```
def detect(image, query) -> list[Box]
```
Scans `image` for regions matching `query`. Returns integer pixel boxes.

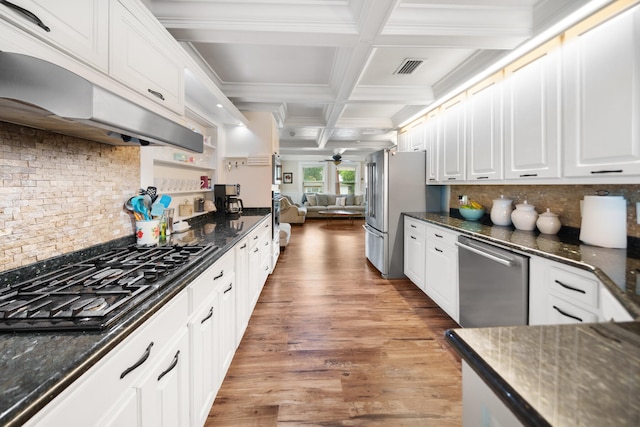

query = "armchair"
[279,196,307,224]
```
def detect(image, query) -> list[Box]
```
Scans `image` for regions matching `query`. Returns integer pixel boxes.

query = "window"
[337,165,357,194]
[302,164,325,193]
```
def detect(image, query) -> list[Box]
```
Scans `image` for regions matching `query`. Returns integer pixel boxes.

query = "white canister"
[536,208,562,235]
[490,195,513,226]
[511,200,538,231]
[579,195,627,248]
[136,220,159,246]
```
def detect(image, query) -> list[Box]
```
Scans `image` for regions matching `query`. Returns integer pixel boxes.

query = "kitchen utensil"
[132,196,150,220]
[580,195,627,248]
[146,186,158,202]
[143,194,152,215]
[158,194,172,208]
[150,200,166,217]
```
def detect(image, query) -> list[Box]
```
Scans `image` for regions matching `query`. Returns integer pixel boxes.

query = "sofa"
[302,193,365,218]
[280,196,307,224]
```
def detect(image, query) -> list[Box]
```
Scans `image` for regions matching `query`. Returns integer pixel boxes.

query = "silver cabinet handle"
[147,88,165,101]
[201,306,214,324]
[213,271,224,280]
[0,1,50,32]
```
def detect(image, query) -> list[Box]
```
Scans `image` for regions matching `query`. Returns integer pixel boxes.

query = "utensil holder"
[135,220,159,246]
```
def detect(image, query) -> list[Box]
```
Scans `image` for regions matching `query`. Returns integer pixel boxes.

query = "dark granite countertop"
[446,322,640,426]
[0,210,270,427]
[404,211,640,319]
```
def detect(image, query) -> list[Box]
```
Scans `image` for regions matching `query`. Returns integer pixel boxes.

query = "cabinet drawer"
[425,224,458,245]
[405,217,426,236]
[189,250,234,313]
[548,265,599,309]
[548,294,598,324]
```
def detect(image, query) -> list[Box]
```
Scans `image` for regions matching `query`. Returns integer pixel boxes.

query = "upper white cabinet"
[110,0,185,115]
[424,111,439,183]
[503,42,561,180]
[438,97,466,183]
[466,79,503,182]
[563,5,640,178]
[0,0,109,71]
[408,121,425,152]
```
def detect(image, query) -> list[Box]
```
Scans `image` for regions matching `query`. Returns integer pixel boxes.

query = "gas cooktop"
[0,244,218,332]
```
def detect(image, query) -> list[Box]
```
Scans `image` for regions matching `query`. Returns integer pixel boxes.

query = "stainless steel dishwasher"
[456,235,529,328]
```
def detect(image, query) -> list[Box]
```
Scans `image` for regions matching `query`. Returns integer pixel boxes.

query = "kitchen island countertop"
[404,211,640,318]
[0,211,270,427]
[446,322,640,426]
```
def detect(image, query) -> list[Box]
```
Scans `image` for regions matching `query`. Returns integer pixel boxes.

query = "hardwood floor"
[207,218,462,426]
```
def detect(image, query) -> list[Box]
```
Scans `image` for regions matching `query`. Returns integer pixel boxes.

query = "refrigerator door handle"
[363,224,383,237]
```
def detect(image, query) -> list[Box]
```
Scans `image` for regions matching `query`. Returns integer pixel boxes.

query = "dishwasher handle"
[455,241,513,267]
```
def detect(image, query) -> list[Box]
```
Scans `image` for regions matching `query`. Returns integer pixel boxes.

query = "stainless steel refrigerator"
[364,149,442,279]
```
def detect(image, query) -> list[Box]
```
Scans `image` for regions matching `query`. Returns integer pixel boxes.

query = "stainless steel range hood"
[0,52,203,153]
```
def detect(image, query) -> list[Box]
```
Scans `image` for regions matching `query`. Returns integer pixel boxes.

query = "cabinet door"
[110,0,185,114]
[563,6,640,177]
[189,294,220,427]
[398,131,410,152]
[504,46,561,180]
[425,239,458,322]
[466,80,503,181]
[0,0,108,71]
[139,329,190,427]
[404,228,426,290]
[219,275,237,375]
[425,113,439,183]
[408,121,425,152]
[438,98,466,182]
[235,237,250,344]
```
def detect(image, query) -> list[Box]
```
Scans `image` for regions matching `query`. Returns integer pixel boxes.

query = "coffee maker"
[214,184,244,215]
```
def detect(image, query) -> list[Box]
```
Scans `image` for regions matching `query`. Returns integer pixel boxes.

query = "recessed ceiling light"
[216,103,223,108]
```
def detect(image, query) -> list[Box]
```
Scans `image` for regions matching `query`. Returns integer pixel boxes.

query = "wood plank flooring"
[207,218,462,426]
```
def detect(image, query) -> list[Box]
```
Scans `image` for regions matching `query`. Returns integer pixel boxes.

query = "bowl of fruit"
[459,201,485,221]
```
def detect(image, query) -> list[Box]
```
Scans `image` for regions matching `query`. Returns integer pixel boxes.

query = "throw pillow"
[354,195,364,206]
[336,196,346,207]
[345,194,355,206]
[307,194,317,206]
[316,193,328,206]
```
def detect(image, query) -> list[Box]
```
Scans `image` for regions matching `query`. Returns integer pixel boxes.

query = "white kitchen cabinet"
[189,292,219,427]
[465,79,503,182]
[235,236,251,344]
[529,255,632,325]
[438,97,466,183]
[110,0,185,115]
[137,329,190,427]
[424,111,439,184]
[408,121,425,152]
[0,0,109,72]
[398,131,410,152]
[503,42,561,180]
[218,272,237,375]
[424,224,459,322]
[24,292,190,427]
[462,361,524,427]
[403,216,426,291]
[563,5,640,178]
[248,217,272,310]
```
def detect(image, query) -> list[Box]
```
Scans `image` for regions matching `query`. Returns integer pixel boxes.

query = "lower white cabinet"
[25,292,190,427]
[248,217,272,310]
[529,255,632,325]
[235,236,251,345]
[403,216,426,290]
[424,224,459,322]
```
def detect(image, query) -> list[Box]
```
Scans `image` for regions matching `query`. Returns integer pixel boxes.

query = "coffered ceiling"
[145,0,594,160]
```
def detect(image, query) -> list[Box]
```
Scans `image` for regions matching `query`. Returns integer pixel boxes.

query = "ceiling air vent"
[394,58,424,75]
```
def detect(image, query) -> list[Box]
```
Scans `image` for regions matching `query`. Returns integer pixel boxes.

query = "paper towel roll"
[579,195,627,248]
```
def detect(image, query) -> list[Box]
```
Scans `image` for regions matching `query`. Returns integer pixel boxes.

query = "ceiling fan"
[321,153,353,165]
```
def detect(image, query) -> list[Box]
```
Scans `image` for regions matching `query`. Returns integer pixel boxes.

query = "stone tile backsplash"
[0,122,140,272]
[449,184,640,238]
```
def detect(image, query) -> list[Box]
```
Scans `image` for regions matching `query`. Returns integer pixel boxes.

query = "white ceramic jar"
[490,195,513,226]
[511,200,538,231]
[536,208,561,235]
